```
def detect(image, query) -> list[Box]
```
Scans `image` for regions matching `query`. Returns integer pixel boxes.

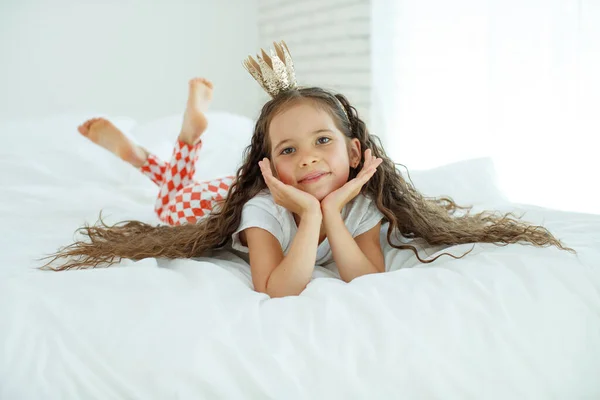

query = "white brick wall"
[256,0,371,125]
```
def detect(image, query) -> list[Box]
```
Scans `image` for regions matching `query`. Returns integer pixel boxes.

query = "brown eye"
[317,137,331,144]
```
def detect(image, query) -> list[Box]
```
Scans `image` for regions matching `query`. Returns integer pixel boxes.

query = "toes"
[201,78,213,88]
[84,118,98,128]
[85,120,98,132]
[78,118,103,137]
[89,118,108,129]
[78,118,97,135]
[80,118,111,137]
[189,78,213,89]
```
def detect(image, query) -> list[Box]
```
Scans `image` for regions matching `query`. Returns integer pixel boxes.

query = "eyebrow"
[273,129,333,152]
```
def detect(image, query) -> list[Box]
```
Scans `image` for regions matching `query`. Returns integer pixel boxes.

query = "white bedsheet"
[1,115,599,399]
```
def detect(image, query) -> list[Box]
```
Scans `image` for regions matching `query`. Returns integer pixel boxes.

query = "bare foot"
[78,118,147,168]
[179,77,213,145]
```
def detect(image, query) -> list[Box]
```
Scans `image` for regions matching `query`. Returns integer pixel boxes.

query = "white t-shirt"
[230,189,385,277]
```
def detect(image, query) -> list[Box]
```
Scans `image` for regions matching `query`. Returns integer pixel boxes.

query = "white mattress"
[1,114,599,399]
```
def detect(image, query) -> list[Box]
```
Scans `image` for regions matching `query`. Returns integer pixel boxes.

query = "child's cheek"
[274,165,294,185]
[279,173,294,185]
[331,171,349,189]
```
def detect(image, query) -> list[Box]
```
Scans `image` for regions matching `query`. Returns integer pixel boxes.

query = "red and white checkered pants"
[139,140,235,226]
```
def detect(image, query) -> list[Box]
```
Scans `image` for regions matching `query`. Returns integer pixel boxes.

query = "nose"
[299,153,319,168]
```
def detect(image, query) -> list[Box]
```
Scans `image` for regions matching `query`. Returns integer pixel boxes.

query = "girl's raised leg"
[78,78,234,226]
[76,76,213,172]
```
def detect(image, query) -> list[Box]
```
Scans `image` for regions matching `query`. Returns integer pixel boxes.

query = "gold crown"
[243,40,350,121]
[243,40,298,98]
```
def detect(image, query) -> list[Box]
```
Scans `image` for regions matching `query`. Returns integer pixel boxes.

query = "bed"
[1,112,599,399]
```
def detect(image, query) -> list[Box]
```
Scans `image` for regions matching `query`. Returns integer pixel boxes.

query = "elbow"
[265,290,298,299]
[265,285,305,299]
[262,275,307,298]
[342,264,383,283]
[257,287,301,298]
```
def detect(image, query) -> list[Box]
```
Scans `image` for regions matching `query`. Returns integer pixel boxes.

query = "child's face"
[268,101,361,201]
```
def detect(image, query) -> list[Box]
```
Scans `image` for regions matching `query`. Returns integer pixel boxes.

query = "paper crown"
[242,40,298,98]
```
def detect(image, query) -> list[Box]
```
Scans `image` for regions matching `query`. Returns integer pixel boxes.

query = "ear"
[348,138,361,168]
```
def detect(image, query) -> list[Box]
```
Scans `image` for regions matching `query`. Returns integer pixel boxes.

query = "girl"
[44,42,574,298]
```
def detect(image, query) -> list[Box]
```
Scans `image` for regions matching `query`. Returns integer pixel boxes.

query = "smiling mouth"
[299,172,330,184]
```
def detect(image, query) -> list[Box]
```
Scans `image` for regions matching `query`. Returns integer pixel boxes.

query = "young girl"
[45,41,574,298]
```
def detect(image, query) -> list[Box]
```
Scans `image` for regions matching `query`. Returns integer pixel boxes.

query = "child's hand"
[321,149,382,213]
[259,158,321,217]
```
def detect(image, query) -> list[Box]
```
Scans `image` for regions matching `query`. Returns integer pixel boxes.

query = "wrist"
[300,206,322,221]
[321,207,343,223]
[321,202,343,215]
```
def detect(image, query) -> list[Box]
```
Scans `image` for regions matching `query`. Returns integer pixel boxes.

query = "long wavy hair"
[41,87,575,271]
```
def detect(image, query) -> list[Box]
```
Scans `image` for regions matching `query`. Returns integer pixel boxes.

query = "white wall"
[256,0,372,126]
[0,0,261,123]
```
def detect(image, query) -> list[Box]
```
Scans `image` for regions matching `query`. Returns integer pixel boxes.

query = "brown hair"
[41,87,575,271]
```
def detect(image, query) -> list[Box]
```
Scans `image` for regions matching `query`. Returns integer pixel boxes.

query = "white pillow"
[402,157,509,206]
[0,111,254,187]
[1,113,137,151]
[0,114,138,187]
